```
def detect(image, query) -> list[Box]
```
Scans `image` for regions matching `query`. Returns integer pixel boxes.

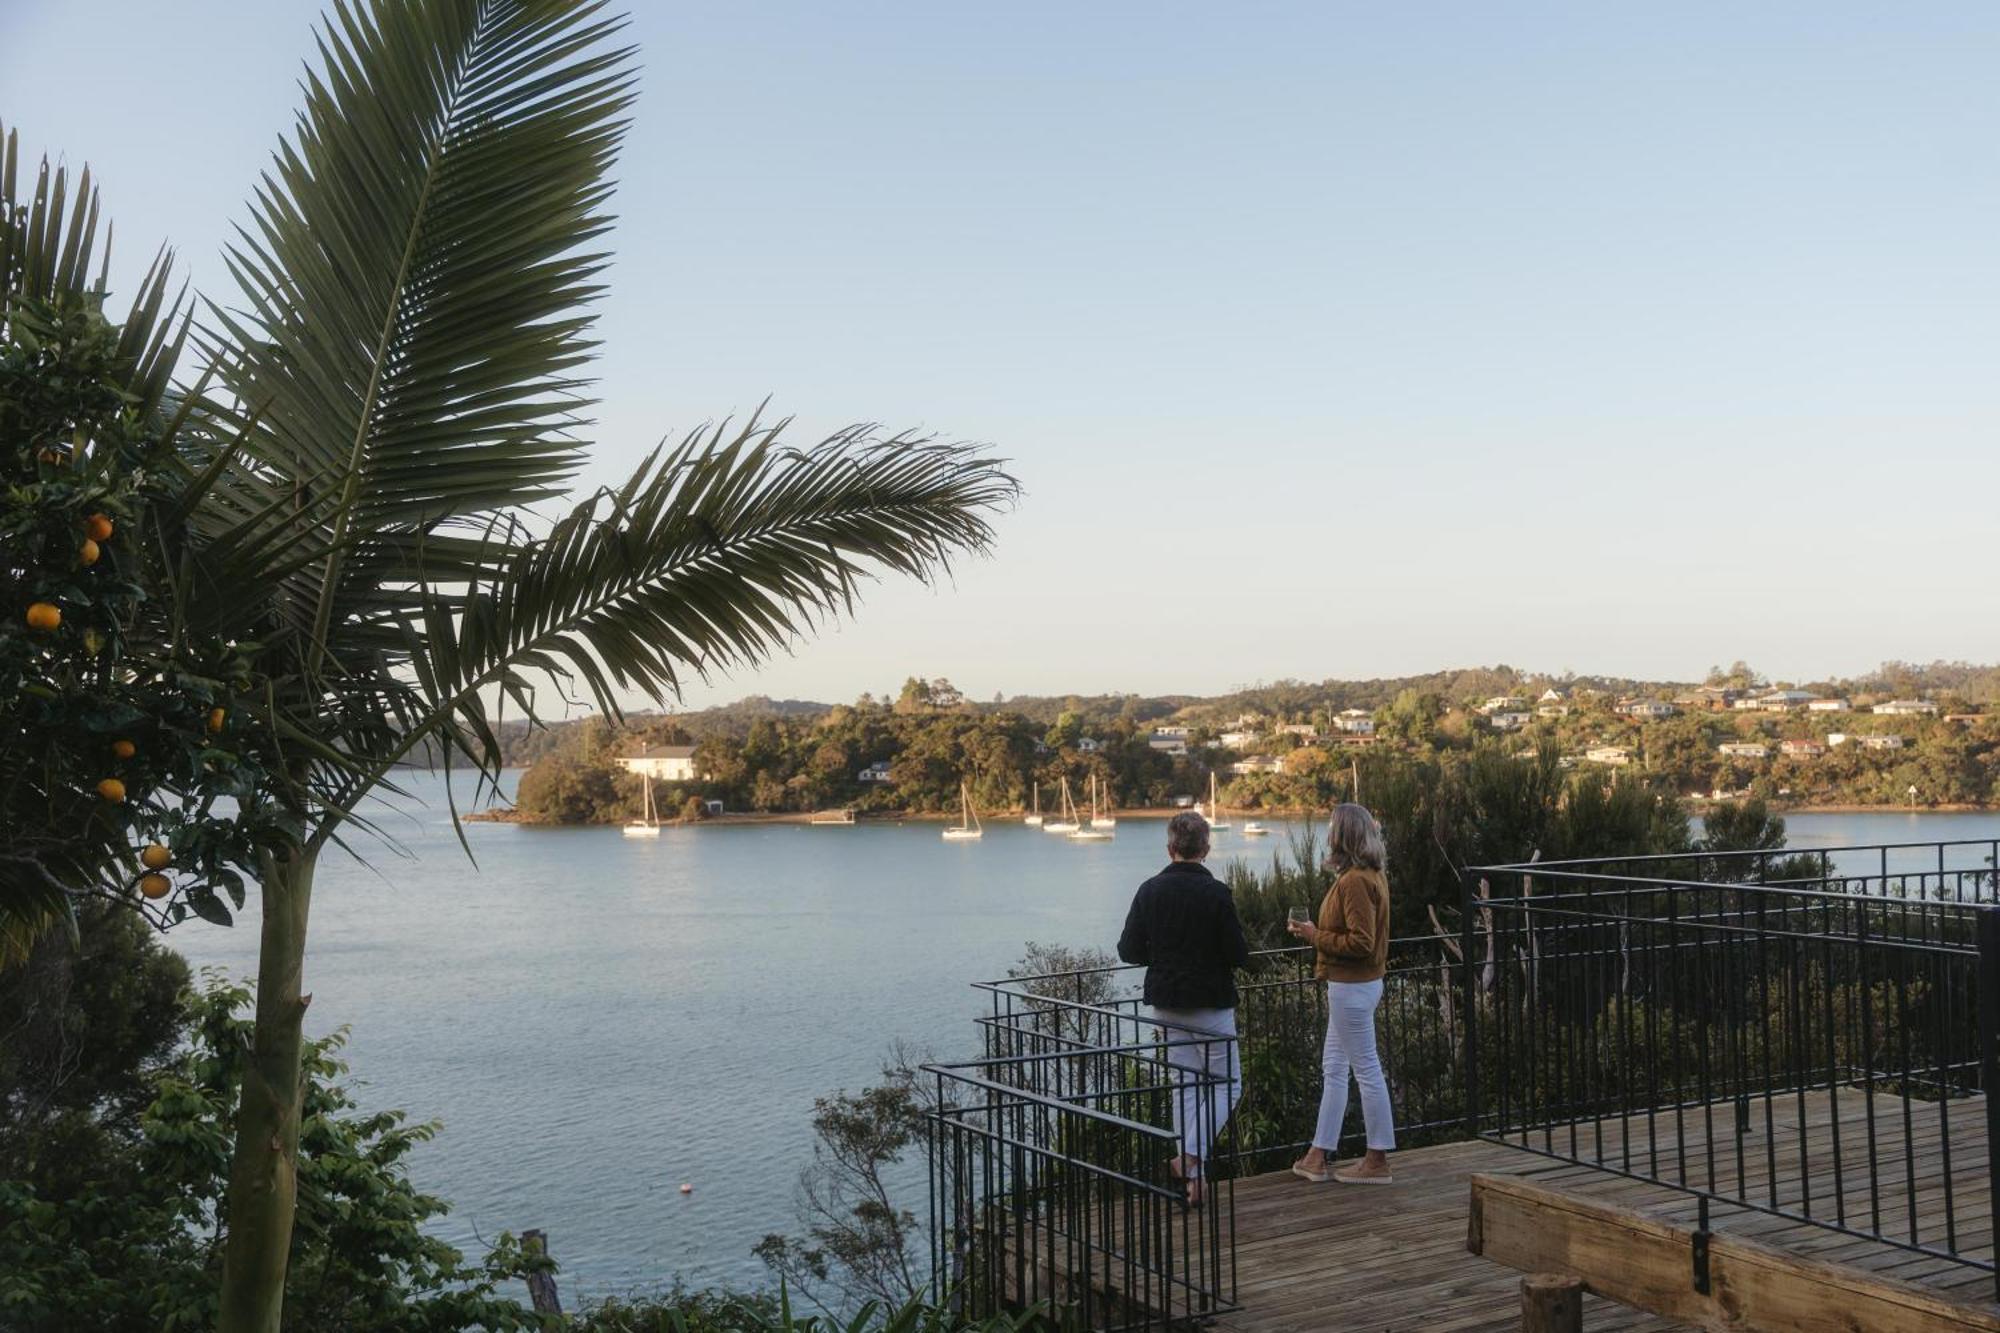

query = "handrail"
[1476,864,1999,907]
[1483,836,2000,872]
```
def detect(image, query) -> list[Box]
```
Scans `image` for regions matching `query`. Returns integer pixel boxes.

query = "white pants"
[1150,1007,1241,1176]
[1312,980,1396,1153]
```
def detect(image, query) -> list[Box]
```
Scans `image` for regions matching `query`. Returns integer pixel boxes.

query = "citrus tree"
[0,126,293,965]
[3,2,1017,1330]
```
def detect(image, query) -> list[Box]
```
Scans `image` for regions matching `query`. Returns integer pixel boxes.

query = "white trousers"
[1150,1006,1241,1176]
[1312,979,1396,1153]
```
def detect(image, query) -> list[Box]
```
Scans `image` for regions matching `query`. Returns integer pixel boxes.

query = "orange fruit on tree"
[140,843,172,870]
[79,538,101,566]
[96,777,127,803]
[83,513,114,542]
[26,602,61,631]
[138,872,171,900]
[206,707,227,734]
[112,739,136,759]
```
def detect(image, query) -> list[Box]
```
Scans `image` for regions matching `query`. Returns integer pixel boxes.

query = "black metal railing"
[1467,845,2000,1295]
[926,838,2000,1324]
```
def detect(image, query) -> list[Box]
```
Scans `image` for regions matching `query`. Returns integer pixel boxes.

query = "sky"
[4,2,1996,710]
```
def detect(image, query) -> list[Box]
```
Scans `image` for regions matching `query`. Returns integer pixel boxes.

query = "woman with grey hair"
[1286,801,1396,1184]
[1117,809,1251,1205]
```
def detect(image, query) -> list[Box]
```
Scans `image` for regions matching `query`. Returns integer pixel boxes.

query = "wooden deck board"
[1212,1089,1999,1333]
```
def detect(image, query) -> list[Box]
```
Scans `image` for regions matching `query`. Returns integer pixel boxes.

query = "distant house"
[1539,688,1567,704]
[1616,699,1678,719]
[1278,723,1319,740]
[857,760,895,783]
[1488,712,1533,731]
[1584,745,1632,766]
[1686,685,1743,710]
[1736,690,1818,712]
[1860,734,1906,751]
[1827,732,1852,747]
[619,745,699,782]
[1479,696,1527,714]
[1076,737,1105,754]
[1332,709,1375,736]
[1537,703,1570,718]
[1218,730,1257,751]
[1718,742,1769,760]
[1807,698,1851,713]
[1229,754,1285,776]
[1148,734,1188,756]
[1873,699,1938,716]
[1945,713,1983,726]
[1779,739,1825,759]
[1153,725,1191,738]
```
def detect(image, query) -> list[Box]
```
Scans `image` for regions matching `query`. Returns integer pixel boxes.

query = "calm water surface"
[165,782,2000,1301]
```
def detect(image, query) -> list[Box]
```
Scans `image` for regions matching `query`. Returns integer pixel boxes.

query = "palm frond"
[316,418,1019,826]
[208,0,636,667]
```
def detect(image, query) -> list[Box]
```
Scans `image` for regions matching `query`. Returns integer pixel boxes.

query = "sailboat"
[1202,771,1231,831]
[1043,777,1081,834]
[623,773,662,838]
[942,782,983,840]
[1070,774,1113,840]
[1089,773,1117,830]
[1024,781,1044,827]
[1243,819,1269,837]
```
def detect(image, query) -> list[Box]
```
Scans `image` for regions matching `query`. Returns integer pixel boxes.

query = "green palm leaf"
[325,415,1019,827]
[209,0,636,667]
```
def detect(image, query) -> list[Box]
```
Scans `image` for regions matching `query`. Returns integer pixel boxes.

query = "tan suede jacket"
[1312,867,1391,983]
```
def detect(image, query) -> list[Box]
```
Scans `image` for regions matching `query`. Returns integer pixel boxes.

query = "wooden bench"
[1467,1173,2000,1332]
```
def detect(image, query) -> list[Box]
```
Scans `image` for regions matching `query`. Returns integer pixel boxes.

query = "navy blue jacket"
[1117,861,1252,1010]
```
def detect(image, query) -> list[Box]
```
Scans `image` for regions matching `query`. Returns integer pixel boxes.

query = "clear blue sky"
[5,2,1995,707]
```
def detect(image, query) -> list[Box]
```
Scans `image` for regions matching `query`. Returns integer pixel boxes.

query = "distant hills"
[488,659,2000,767]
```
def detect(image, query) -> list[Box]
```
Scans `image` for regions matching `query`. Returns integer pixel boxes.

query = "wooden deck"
[1216,1089,2000,1332]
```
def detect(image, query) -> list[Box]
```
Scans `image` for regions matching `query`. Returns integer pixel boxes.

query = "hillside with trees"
[505,663,2000,824]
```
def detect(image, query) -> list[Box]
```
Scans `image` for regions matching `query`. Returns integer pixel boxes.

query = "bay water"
[163,773,2000,1302]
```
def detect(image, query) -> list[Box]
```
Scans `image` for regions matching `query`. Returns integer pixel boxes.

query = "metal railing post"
[1977,906,2000,1301]
[1463,867,1482,1138]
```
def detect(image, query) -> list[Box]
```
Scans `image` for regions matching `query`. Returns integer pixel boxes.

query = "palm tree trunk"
[217,844,317,1333]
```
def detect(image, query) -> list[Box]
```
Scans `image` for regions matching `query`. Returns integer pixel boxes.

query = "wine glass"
[1287,906,1310,928]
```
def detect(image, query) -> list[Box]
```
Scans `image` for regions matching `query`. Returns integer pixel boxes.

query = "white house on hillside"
[1873,700,1939,716]
[1780,739,1825,759]
[1584,745,1632,766]
[1218,730,1257,750]
[857,760,894,783]
[1149,734,1188,756]
[1488,712,1532,731]
[1718,742,1769,760]
[1808,698,1851,713]
[1860,734,1907,750]
[1077,737,1105,753]
[1616,699,1679,719]
[1229,754,1285,776]
[1479,695,1527,714]
[1332,709,1375,735]
[620,745,699,781]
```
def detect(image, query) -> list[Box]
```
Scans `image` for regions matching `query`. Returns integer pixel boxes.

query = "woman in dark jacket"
[1117,810,1251,1204]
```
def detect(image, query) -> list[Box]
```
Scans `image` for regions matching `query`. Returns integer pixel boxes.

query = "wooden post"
[522,1229,561,1315]
[1520,1273,1583,1332]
